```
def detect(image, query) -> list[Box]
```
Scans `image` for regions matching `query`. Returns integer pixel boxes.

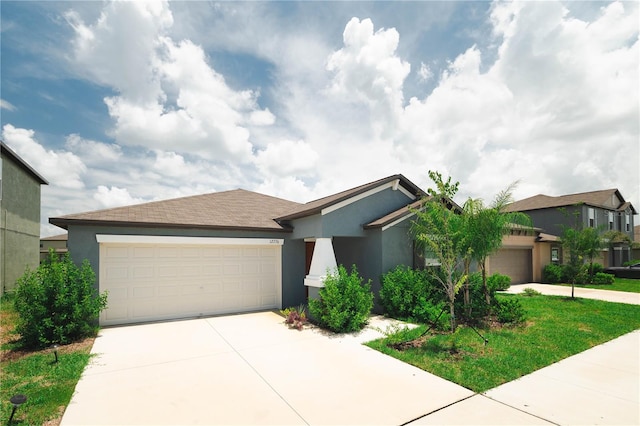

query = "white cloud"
[66,1,263,163]
[94,185,145,208]
[418,62,433,82]
[65,134,122,164]
[250,108,276,126]
[0,99,16,111]
[255,139,319,178]
[2,124,86,189]
[326,17,410,139]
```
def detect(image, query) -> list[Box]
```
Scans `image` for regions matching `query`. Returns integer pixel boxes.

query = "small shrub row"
[542,263,613,285]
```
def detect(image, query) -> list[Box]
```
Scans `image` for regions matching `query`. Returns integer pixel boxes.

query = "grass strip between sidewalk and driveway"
[367,293,640,393]
[0,294,95,426]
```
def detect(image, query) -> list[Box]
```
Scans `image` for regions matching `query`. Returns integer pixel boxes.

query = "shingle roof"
[41,233,68,241]
[50,174,428,233]
[50,189,302,232]
[1,141,48,185]
[276,174,425,221]
[504,189,637,214]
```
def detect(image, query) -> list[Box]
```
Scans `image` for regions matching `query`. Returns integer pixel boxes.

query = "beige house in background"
[486,226,558,284]
[1,141,48,294]
[40,233,68,262]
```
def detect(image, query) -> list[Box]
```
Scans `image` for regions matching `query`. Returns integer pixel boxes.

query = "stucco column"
[304,238,337,288]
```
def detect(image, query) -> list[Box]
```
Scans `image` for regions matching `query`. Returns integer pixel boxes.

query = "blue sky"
[1,1,638,237]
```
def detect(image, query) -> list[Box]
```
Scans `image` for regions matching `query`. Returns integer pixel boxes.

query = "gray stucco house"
[50,174,426,326]
[1,141,49,294]
[505,189,637,267]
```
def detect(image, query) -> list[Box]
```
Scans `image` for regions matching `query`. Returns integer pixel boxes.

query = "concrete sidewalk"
[410,330,640,425]
[505,283,640,305]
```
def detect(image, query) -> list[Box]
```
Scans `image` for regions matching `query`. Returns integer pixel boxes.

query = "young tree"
[411,171,467,332]
[463,182,532,305]
[560,210,604,298]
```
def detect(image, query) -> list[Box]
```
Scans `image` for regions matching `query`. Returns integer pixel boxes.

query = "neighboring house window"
[608,212,614,230]
[626,212,631,232]
[551,247,560,263]
[588,208,596,228]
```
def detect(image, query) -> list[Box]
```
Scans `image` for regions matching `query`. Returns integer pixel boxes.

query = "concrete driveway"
[61,308,639,425]
[61,312,474,425]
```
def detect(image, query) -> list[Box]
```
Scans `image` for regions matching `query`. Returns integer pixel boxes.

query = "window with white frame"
[626,211,631,232]
[588,207,596,228]
[608,211,614,230]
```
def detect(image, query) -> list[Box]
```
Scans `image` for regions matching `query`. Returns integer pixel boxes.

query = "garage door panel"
[100,242,282,325]
[133,247,154,258]
[490,249,532,284]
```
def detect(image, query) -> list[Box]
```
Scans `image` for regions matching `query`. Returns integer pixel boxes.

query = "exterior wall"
[1,156,42,294]
[290,186,415,239]
[63,224,307,309]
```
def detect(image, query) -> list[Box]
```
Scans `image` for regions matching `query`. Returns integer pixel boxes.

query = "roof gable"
[505,189,637,214]
[50,189,301,232]
[276,174,425,221]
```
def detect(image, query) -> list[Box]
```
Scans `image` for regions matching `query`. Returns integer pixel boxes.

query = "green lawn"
[367,294,640,393]
[0,295,94,425]
[560,277,640,293]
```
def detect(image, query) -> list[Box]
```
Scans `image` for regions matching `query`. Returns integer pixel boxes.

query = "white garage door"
[98,235,283,326]
[489,248,532,284]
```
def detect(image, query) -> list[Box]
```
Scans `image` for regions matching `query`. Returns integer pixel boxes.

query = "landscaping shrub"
[455,272,494,324]
[522,287,542,297]
[309,265,374,333]
[591,272,615,285]
[14,251,108,348]
[380,265,447,326]
[487,273,511,291]
[494,297,526,324]
[589,263,605,275]
[542,263,564,283]
[280,305,308,330]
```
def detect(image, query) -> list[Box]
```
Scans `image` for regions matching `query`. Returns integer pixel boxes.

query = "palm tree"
[463,182,532,305]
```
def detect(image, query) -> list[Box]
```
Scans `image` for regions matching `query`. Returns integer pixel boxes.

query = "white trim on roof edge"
[381,211,417,232]
[321,179,416,216]
[96,235,284,246]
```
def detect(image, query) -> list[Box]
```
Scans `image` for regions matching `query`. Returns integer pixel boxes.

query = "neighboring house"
[1,141,49,295]
[486,226,557,284]
[40,233,68,262]
[505,189,637,267]
[50,175,427,326]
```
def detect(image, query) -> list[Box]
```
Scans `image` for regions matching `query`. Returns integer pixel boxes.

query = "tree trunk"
[463,259,470,318]
[482,261,490,305]
[449,299,456,333]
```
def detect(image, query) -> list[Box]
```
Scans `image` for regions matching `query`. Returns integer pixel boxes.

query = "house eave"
[49,218,293,233]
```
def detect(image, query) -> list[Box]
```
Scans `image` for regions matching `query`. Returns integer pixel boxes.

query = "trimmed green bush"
[380,265,447,327]
[309,265,374,333]
[494,297,526,324]
[14,251,108,348]
[542,263,564,283]
[591,272,615,285]
[589,263,605,275]
[487,273,511,291]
